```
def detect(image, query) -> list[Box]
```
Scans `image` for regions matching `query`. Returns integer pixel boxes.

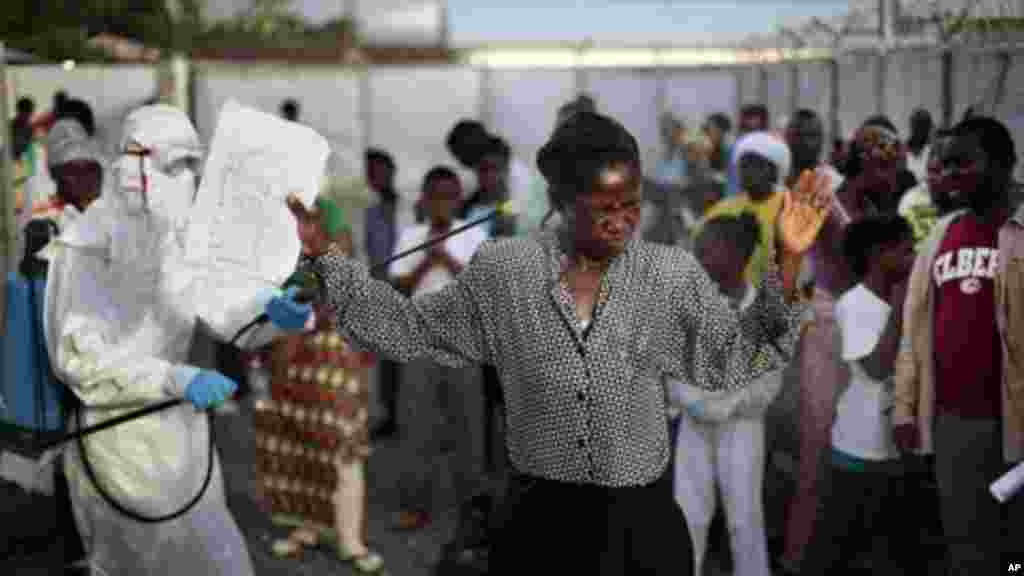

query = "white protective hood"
[46,119,105,169]
[56,106,203,265]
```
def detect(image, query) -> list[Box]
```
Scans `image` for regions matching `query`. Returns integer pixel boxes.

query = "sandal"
[270,538,303,559]
[339,550,386,574]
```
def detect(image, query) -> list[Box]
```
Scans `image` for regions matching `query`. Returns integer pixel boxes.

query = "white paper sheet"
[991,460,1024,504]
[185,100,330,342]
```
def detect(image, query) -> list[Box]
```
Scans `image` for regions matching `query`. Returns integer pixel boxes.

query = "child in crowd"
[390,166,487,532]
[801,214,917,575]
[670,212,784,576]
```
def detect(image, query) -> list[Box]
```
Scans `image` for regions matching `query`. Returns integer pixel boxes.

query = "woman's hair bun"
[537,111,640,207]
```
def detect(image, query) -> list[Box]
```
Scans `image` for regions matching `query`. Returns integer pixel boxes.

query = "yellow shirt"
[695,191,784,287]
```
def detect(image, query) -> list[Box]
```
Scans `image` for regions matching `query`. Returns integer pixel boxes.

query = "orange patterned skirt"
[254,329,375,526]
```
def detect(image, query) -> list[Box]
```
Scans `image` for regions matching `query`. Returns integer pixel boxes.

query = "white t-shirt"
[906,145,930,186]
[387,220,488,298]
[832,284,899,461]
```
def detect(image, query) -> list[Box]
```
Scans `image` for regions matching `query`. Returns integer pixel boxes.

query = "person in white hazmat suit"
[42,105,256,575]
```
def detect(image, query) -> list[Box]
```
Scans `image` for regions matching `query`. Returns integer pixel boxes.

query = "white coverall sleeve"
[668,370,784,423]
[43,244,199,406]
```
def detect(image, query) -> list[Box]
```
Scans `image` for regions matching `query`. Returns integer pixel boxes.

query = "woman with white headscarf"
[697,131,793,287]
[42,105,255,575]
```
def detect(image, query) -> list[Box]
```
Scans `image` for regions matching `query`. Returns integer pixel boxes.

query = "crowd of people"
[318,97,1024,576]
[2,84,1022,576]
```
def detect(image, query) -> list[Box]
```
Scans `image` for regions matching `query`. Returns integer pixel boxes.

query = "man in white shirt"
[898,128,961,250]
[388,166,488,531]
[905,109,934,185]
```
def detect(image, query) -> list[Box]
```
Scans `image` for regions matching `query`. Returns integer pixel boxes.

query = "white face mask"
[147,167,196,225]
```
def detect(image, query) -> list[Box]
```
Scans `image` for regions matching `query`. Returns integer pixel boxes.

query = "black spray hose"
[44,204,510,452]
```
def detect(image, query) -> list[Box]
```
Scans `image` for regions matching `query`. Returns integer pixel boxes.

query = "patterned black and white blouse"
[308,230,805,487]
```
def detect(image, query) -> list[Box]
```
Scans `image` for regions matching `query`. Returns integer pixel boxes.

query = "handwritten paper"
[185,100,329,341]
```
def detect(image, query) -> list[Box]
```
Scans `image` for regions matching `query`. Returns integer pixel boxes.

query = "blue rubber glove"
[184,370,238,410]
[685,400,707,421]
[265,286,313,332]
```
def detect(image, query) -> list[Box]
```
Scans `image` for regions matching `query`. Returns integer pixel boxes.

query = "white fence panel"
[581,69,662,174]
[192,64,363,182]
[663,70,739,135]
[367,66,481,201]
[796,60,833,144]
[838,52,881,139]
[487,69,577,171]
[735,65,760,115]
[759,64,793,128]
[884,50,943,137]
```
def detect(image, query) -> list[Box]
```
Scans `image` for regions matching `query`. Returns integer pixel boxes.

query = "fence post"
[756,63,768,107]
[875,50,887,118]
[823,48,839,141]
[358,64,372,161]
[941,48,953,128]
[790,57,801,119]
[829,52,841,143]
[478,66,494,129]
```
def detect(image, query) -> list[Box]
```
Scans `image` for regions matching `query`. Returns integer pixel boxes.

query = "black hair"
[446,119,490,167]
[482,135,511,161]
[57,98,95,136]
[698,212,761,264]
[537,111,640,212]
[909,110,934,153]
[952,115,1017,171]
[843,214,912,279]
[422,165,460,195]
[280,99,300,121]
[558,94,597,122]
[20,219,59,278]
[862,115,898,135]
[365,148,398,204]
[16,97,35,116]
[741,104,770,125]
[706,113,732,134]
[790,108,820,126]
[365,148,395,172]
